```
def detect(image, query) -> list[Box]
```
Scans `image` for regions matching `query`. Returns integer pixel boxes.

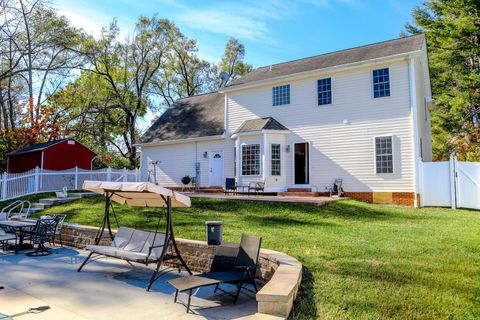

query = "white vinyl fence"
[0,167,139,201]
[421,156,480,210]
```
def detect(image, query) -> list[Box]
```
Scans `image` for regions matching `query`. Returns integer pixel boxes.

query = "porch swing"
[76,181,192,291]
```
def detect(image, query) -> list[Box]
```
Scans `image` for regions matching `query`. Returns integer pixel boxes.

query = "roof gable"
[141,92,225,144]
[228,34,425,88]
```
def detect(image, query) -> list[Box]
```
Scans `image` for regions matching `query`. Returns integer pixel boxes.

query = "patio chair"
[248,180,265,195]
[51,214,67,246]
[168,234,262,313]
[26,218,59,256]
[0,228,18,254]
[329,179,345,197]
[225,178,237,195]
[55,187,68,198]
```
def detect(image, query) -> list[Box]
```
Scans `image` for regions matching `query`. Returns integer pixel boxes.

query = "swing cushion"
[86,226,167,263]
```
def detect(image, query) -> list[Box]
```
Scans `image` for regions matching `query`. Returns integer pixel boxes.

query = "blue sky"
[53,0,422,68]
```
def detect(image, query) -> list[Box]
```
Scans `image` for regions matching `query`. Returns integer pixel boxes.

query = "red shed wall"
[43,140,96,171]
[7,151,42,173]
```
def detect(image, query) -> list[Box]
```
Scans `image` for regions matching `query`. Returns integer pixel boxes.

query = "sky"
[53,0,423,69]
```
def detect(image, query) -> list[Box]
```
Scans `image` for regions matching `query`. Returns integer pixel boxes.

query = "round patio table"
[0,220,36,252]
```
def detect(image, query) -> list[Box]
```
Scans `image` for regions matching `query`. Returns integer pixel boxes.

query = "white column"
[262,134,267,182]
[235,137,241,184]
[107,167,112,181]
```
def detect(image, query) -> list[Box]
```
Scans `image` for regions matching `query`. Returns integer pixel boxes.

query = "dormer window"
[373,68,390,98]
[272,85,290,106]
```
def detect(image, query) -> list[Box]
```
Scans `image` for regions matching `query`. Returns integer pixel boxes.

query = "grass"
[3,195,480,319]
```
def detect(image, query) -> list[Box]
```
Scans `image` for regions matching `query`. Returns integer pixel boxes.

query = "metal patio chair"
[52,214,67,246]
[168,234,262,313]
[329,179,345,197]
[225,178,237,195]
[248,180,265,195]
[26,218,59,256]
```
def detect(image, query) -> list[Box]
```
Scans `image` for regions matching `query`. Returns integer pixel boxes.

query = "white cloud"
[178,10,271,42]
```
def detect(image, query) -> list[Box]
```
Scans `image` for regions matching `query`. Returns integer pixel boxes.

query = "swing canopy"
[82,181,191,208]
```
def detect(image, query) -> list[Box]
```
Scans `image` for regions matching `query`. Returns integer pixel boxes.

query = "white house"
[138,34,433,206]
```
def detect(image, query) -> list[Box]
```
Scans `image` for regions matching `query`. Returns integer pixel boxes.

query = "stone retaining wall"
[61,224,302,318]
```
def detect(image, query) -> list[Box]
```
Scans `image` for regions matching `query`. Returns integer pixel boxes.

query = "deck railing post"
[1,172,7,201]
[75,166,79,190]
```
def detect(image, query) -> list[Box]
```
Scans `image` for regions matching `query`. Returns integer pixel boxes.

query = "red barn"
[7,138,97,173]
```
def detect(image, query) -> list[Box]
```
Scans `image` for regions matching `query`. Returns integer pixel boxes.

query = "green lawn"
[4,195,480,319]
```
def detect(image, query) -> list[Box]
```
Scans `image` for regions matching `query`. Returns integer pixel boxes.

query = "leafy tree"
[215,37,253,87]
[404,0,480,161]
[0,100,67,170]
[153,35,212,108]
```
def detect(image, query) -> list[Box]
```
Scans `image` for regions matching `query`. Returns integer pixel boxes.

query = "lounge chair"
[168,234,261,313]
[225,178,237,195]
[55,187,68,198]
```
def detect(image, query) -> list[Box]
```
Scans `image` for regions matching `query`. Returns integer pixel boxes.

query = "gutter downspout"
[408,58,421,208]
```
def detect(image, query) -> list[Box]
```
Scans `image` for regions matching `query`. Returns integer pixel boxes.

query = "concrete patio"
[0,248,258,320]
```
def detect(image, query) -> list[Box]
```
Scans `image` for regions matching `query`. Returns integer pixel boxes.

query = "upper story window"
[272,84,290,106]
[242,144,260,176]
[271,144,281,176]
[317,78,332,105]
[373,68,390,98]
[375,136,393,174]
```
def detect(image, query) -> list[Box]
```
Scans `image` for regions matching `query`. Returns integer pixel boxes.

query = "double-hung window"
[242,144,260,176]
[272,85,290,106]
[317,78,332,105]
[373,68,390,98]
[271,144,281,176]
[375,136,393,174]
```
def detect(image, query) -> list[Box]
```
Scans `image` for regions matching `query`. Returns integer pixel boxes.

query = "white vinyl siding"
[227,60,415,192]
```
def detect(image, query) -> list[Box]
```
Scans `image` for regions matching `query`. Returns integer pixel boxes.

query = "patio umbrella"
[79,181,192,290]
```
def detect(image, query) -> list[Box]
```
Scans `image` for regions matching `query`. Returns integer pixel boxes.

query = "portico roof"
[234,117,289,134]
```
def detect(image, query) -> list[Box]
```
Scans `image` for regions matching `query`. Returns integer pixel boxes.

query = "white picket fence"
[421,156,480,210]
[0,167,140,201]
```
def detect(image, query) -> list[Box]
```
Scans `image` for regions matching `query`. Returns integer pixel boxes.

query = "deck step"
[287,188,313,193]
[193,188,224,194]
[278,191,321,197]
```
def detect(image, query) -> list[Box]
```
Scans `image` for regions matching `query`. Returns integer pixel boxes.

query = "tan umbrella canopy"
[82,181,191,208]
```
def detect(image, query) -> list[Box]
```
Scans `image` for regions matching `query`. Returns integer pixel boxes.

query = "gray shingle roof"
[228,34,425,87]
[234,117,289,134]
[141,92,225,144]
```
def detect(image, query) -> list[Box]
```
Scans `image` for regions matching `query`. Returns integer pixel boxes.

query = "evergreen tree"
[404,0,480,160]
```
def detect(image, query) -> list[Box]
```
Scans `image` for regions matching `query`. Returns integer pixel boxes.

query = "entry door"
[209,151,223,187]
[294,143,309,184]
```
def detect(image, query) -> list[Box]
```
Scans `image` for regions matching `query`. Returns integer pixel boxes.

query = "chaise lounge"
[168,234,262,313]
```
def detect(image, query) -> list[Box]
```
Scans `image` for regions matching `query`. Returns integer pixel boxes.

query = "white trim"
[136,134,225,147]
[291,141,311,185]
[231,130,290,139]
[262,135,267,181]
[371,66,392,100]
[408,58,421,208]
[220,51,422,93]
[208,150,224,187]
[373,135,395,175]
